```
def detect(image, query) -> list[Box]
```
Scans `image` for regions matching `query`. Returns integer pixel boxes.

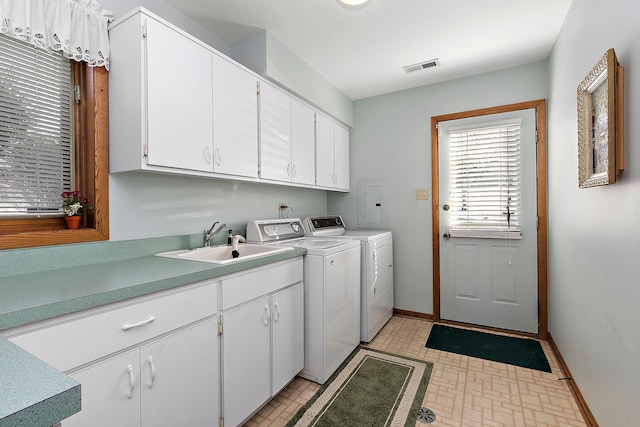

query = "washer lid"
[274,237,360,255]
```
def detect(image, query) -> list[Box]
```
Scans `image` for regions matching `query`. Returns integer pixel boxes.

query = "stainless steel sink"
[155,243,293,264]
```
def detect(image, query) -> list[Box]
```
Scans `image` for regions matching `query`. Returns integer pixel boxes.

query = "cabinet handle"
[203,146,212,165]
[122,316,155,331]
[287,163,291,177]
[126,364,135,399]
[273,301,281,323]
[214,147,221,166]
[147,356,156,388]
[292,164,297,178]
[262,305,270,326]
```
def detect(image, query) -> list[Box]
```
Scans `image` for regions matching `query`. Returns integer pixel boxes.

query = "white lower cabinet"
[220,259,304,427]
[65,349,140,427]
[5,281,219,427]
[63,319,218,427]
[6,258,305,427]
[221,296,271,427]
[271,284,304,395]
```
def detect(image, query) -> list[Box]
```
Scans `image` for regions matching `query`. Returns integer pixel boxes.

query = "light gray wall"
[328,61,548,315]
[547,0,640,425]
[109,173,327,242]
[231,31,354,126]
[103,0,231,54]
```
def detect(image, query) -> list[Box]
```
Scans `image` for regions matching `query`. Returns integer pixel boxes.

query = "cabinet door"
[213,55,259,177]
[140,319,219,427]
[145,18,213,172]
[271,283,304,395]
[63,350,140,427]
[315,113,335,188]
[291,99,316,185]
[334,124,350,190]
[221,296,271,427]
[260,82,292,182]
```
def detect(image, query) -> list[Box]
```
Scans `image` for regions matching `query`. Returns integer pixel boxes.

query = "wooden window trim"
[0,64,109,249]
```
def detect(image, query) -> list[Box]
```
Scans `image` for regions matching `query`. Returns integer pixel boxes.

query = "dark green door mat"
[287,346,433,427]
[425,324,551,372]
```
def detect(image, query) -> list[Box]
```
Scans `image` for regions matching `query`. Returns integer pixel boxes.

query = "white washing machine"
[246,218,361,384]
[303,215,394,343]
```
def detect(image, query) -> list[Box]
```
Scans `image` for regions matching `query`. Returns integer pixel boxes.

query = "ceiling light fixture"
[337,0,371,10]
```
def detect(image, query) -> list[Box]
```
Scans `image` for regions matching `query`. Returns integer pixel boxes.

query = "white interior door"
[438,109,538,333]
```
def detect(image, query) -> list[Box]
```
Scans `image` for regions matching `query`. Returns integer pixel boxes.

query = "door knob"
[443,232,451,240]
[443,204,450,211]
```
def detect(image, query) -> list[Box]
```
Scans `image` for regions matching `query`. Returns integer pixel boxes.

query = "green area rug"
[425,324,551,372]
[287,347,433,427]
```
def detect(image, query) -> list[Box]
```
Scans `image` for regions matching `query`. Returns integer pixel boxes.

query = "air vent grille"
[403,58,439,74]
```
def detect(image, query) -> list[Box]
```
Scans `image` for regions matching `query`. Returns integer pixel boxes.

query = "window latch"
[74,84,81,104]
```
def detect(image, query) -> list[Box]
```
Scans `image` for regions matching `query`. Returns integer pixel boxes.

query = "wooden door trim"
[431,99,548,339]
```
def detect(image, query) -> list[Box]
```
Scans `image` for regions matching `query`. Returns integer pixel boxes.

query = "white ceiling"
[163,0,574,100]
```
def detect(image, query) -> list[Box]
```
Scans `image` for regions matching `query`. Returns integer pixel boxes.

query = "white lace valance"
[0,0,113,69]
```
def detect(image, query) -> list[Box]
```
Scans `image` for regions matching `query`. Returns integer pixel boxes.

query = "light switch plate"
[416,189,428,200]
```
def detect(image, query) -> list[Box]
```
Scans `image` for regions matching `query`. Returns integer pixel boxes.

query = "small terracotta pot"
[64,216,81,229]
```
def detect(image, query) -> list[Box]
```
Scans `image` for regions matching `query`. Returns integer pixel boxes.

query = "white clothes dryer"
[303,216,394,342]
[246,218,361,384]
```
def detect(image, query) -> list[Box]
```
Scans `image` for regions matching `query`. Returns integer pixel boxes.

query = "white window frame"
[447,119,522,240]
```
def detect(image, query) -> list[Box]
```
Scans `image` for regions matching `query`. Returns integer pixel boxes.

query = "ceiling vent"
[403,58,440,74]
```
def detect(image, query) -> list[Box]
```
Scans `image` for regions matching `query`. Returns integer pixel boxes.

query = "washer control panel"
[303,215,346,236]
[246,218,305,243]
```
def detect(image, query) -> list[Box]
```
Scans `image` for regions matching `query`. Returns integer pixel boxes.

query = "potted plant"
[61,191,91,229]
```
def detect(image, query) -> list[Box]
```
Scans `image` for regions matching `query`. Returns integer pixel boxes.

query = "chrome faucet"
[203,221,227,247]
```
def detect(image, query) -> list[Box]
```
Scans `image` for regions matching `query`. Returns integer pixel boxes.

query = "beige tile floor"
[244,316,587,427]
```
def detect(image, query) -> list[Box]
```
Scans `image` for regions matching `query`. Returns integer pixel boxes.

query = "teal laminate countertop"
[0,337,80,427]
[0,246,305,426]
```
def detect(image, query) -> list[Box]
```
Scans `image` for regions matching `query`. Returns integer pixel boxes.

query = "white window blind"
[0,34,73,217]
[448,119,522,238]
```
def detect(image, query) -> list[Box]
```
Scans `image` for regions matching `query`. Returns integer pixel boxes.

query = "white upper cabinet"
[109,11,214,174]
[145,18,214,172]
[213,55,259,178]
[259,83,315,186]
[290,99,316,186]
[334,123,350,190]
[259,82,292,182]
[316,113,350,191]
[109,8,348,191]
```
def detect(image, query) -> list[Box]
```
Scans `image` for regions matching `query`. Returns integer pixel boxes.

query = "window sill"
[0,227,108,250]
[449,229,522,240]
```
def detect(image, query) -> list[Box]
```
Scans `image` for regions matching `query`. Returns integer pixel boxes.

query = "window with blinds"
[0,34,73,217]
[448,119,522,238]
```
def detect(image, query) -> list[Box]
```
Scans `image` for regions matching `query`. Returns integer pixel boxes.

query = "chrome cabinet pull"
[122,316,155,331]
[443,232,451,240]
